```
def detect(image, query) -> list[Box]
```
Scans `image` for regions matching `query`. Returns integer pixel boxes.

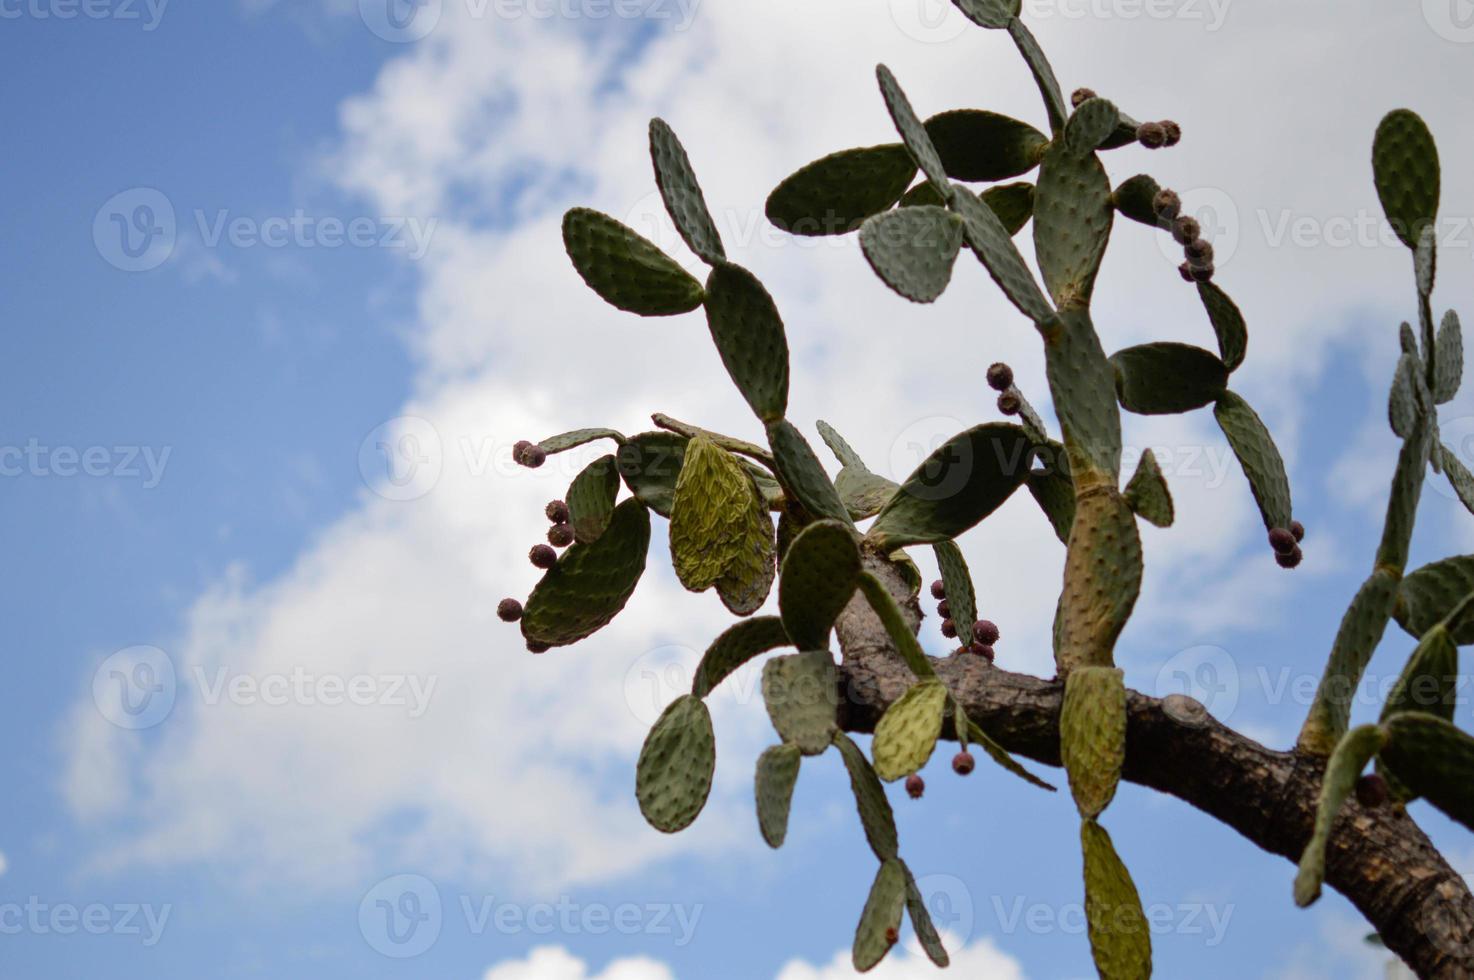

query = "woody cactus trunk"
[497,5,1474,977]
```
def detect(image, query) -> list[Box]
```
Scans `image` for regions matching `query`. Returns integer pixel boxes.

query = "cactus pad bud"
[937,599,951,618]
[1276,546,1303,570]
[986,361,1014,391]
[1355,773,1389,808]
[1161,120,1181,146]
[1152,189,1181,221]
[1172,215,1201,245]
[1268,527,1297,554]
[545,499,570,523]
[497,598,524,622]
[905,773,925,799]
[974,620,1000,645]
[971,642,996,661]
[940,618,957,638]
[952,750,976,776]
[1185,239,1214,265]
[526,640,550,654]
[997,391,1022,416]
[1071,87,1097,108]
[1136,121,1167,149]
[529,544,557,569]
[930,579,947,601]
[548,523,575,548]
[1291,520,1306,542]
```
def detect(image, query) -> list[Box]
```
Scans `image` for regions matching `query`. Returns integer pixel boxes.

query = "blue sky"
[3,1,1474,978]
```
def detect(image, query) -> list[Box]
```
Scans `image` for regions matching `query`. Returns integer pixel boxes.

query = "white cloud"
[483,945,676,980]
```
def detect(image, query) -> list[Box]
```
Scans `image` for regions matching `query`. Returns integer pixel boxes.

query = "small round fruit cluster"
[929,578,1000,662]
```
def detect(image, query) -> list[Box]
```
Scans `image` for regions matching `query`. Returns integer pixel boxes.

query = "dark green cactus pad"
[1389,354,1420,438]
[521,498,651,647]
[1213,390,1293,531]
[981,182,1036,236]
[1044,310,1122,480]
[876,65,950,195]
[766,420,854,526]
[872,679,948,781]
[1111,343,1229,415]
[649,118,725,264]
[816,418,868,472]
[1065,98,1121,155]
[1416,224,1437,304]
[933,540,977,646]
[1033,141,1114,310]
[1056,491,1142,671]
[951,0,1014,28]
[1008,19,1067,133]
[539,427,626,455]
[1401,320,1419,356]
[1394,556,1474,645]
[566,454,620,544]
[1293,724,1386,906]
[766,145,917,236]
[965,717,1056,790]
[562,208,705,315]
[837,469,902,521]
[903,864,950,968]
[635,693,716,833]
[1099,112,1144,151]
[1061,667,1126,818]
[1435,310,1462,404]
[779,520,862,649]
[1381,711,1474,831]
[755,743,802,848]
[886,550,924,598]
[1382,624,1458,724]
[1028,455,1076,545]
[852,859,908,973]
[669,435,757,593]
[1123,449,1174,528]
[1111,174,1161,227]
[859,206,964,304]
[616,431,686,517]
[716,476,778,616]
[899,181,947,208]
[951,180,1054,323]
[857,572,935,681]
[1377,424,1432,571]
[703,263,791,423]
[1372,109,1440,251]
[1196,283,1248,372]
[923,109,1047,182]
[866,423,1034,551]
[1298,569,1399,754]
[834,731,899,861]
[1442,446,1474,517]
[1081,820,1153,980]
[762,649,840,755]
[691,616,790,699]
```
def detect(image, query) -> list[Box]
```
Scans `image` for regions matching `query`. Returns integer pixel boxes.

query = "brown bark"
[832,552,1474,979]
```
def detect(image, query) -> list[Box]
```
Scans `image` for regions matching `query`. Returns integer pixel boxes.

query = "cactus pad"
[1389,353,1420,438]
[1081,820,1153,980]
[649,118,725,264]
[562,208,705,315]
[1111,174,1161,227]
[1213,391,1293,531]
[539,427,626,454]
[903,864,950,967]
[859,205,965,303]
[521,498,651,647]
[635,693,716,833]
[1065,98,1121,155]
[762,649,840,755]
[616,431,687,516]
[566,454,620,543]
[1382,624,1458,724]
[1380,711,1474,831]
[1298,570,1399,754]
[838,469,902,521]
[670,435,758,592]
[834,731,900,861]
[872,678,948,781]
[766,145,917,236]
[852,859,908,972]
[923,109,1047,182]
[876,66,951,195]
[1294,724,1387,907]
[1045,310,1122,480]
[933,540,978,646]
[981,182,1036,236]
[766,419,854,526]
[1372,109,1440,251]
[1008,19,1067,133]
[1196,283,1249,372]
[1028,459,1076,544]
[1123,449,1174,528]
[1435,310,1462,404]
[951,0,1014,28]
[755,743,802,848]
[1394,556,1474,645]
[716,476,779,616]
[779,520,862,649]
[1056,490,1142,671]
[951,179,1054,323]
[1111,343,1229,415]
[857,572,936,681]
[703,262,791,423]
[1442,447,1474,517]
[1061,667,1127,818]
[691,616,790,699]
[1033,141,1114,310]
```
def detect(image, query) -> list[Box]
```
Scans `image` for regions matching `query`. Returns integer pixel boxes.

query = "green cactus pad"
[716,476,778,616]
[669,435,757,593]
[923,109,1047,182]
[1123,449,1174,528]
[951,0,1014,27]
[898,181,947,208]
[1416,224,1437,301]
[762,649,840,755]
[1298,569,1399,755]
[1056,491,1142,672]
[1099,112,1144,151]
[1213,390,1293,531]
[755,743,802,848]
[562,208,705,315]
[691,616,790,699]
[859,206,965,304]
[779,520,862,649]
[1377,424,1432,571]
[816,419,868,471]
[837,469,902,521]
[876,65,950,195]
[1196,283,1248,372]
[951,180,1054,323]
[903,864,950,968]
[1111,174,1161,227]
[852,859,908,973]
[1435,310,1462,404]
[766,145,917,236]
[1111,343,1229,415]
[981,182,1036,236]
[1044,310,1122,480]
[1293,724,1387,907]
[1389,354,1420,438]
[1008,19,1067,133]
[648,118,725,264]
[1394,556,1474,645]
[1382,624,1458,724]
[521,499,651,647]
[616,431,686,517]
[1028,457,1076,545]
[834,731,900,861]
[1034,142,1114,310]
[635,693,716,833]
[857,572,935,681]
[1065,98,1121,155]
[1061,668,1126,818]
[866,423,1034,551]
[1082,820,1153,980]
[1401,320,1419,356]
[933,540,977,646]
[766,420,854,526]
[1372,109,1440,251]
[965,718,1057,790]
[872,679,948,781]
[703,262,791,423]
[1442,447,1474,517]
[1380,712,1474,831]
[566,454,620,544]
[538,427,626,454]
